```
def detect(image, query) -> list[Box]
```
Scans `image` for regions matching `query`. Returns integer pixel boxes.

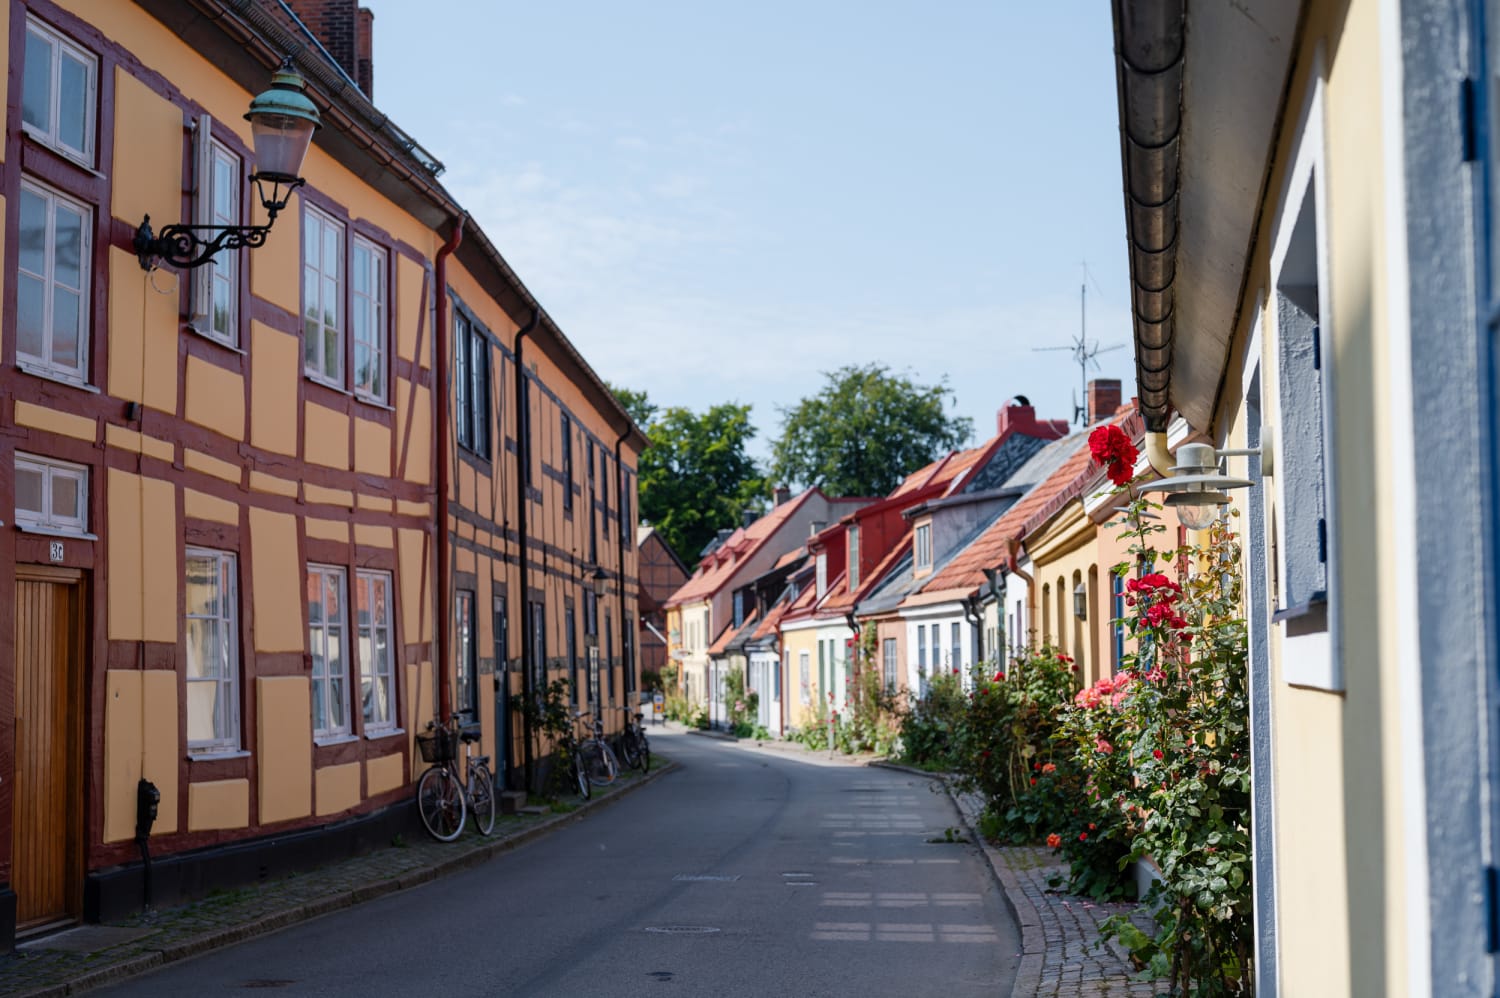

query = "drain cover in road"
[645,925,721,934]
[673,874,741,881]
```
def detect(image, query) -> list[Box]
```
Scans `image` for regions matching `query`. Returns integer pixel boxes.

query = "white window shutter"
[189,113,214,327]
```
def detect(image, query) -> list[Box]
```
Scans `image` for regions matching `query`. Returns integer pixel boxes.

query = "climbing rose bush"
[1089,423,1139,487]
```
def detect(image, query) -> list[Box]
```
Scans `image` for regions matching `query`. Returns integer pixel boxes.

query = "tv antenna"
[1033,277,1126,425]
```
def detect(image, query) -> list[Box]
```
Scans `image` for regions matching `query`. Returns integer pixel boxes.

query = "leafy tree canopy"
[771,364,974,497]
[614,386,766,565]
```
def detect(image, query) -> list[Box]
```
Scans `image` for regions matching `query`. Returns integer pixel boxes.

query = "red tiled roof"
[666,490,821,607]
[916,407,1140,597]
[709,608,758,655]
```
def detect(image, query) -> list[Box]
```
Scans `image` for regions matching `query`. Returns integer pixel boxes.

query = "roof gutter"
[1112,0,1186,433]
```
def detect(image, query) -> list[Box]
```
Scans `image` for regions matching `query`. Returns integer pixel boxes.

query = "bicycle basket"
[416,727,456,764]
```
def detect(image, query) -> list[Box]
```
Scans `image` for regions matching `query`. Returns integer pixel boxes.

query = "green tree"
[634,400,766,564]
[771,364,974,497]
[607,383,656,428]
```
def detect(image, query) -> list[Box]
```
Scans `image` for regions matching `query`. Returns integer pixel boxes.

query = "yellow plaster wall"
[142,435,175,464]
[184,488,238,525]
[102,671,142,844]
[102,670,179,842]
[257,677,312,824]
[305,517,349,544]
[398,383,432,486]
[249,508,304,652]
[184,448,240,485]
[111,68,181,254]
[304,402,351,469]
[304,483,354,508]
[780,627,820,726]
[106,470,143,642]
[250,323,299,455]
[396,255,426,366]
[406,661,433,779]
[105,471,175,642]
[184,355,245,441]
[188,779,250,831]
[354,524,393,549]
[250,470,298,497]
[14,400,94,442]
[314,762,361,817]
[354,418,391,477]
[399,528,430,643]
[366,751,405,797]
[251,193,299,314]
[359,494,393,513]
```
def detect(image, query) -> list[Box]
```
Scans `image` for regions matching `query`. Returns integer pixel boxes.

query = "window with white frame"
[185,549,239,751]
[951,622,962,673]
[882,637,897,690]
[799,650,811,704]
[14,453,87,534]
[18,179,90,383]
[307,565,350,737]
[303,206,344,386]
[356,570,395,731]
[454,312,490,456]
[351,236,388,403]
[1268,62,1337,690]
[456,590,477,718]
[848,525,860,590]
[816,553,828,597]
[22,17,97,165]
[189,116,241,346]
[917,626,927,674]
[913,522,932,572]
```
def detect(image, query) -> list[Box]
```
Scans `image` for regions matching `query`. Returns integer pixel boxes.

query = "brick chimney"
[1086,379,1122,425]
[355,7,374,98]
[284,1,376,98]
[996,397,1069,441]
[773,484,791,506]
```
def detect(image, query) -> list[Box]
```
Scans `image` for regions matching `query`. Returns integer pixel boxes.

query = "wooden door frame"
[13,565,86,929]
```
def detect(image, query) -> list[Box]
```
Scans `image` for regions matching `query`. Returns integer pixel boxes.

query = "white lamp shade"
[250,114,316,180]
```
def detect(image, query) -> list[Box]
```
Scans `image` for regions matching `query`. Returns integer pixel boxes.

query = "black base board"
[0,887,15,955]
[83,799,422,924]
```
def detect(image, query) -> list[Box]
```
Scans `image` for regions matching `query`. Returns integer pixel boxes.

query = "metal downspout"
[1112,0,1186,433]
[614,430,630,705]
[434,216,465,723]
[513,308,541,786]
[962,595,983,670]
[1006,535,1036,649]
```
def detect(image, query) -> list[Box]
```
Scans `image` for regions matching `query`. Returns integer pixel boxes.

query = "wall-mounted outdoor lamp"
[1140,441,1261,530]
[1073,582,1088,620]
[590,565,608,599]
[134,59,320,271]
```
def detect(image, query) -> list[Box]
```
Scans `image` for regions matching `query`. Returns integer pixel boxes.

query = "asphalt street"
[95,731,1021,997]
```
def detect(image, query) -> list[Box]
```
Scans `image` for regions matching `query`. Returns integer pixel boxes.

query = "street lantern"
[135,58,320,271]
[1073,582,1088,620]
[591,565,608,599]
[1140,442,1255,530]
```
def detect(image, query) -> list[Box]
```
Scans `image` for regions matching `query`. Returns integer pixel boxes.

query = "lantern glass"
[249,113,316,181]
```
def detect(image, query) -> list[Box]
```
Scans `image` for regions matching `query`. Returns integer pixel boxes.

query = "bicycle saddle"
[460,729,481,744]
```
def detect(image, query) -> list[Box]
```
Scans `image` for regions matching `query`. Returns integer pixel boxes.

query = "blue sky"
[366,1,1131,457]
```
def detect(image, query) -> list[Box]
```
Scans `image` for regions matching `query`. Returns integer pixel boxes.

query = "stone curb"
[14,760,679,998]
[867,762,1043,998]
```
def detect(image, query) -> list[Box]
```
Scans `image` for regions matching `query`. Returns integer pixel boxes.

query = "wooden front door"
[14,567,83,929]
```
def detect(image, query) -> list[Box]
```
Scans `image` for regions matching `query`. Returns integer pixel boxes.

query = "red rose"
[1088,823,1096,830]
[1046,833,1062,849]
[1079,832,1089,842]
[1153,749,1164,760]
[1030,778,1036,786]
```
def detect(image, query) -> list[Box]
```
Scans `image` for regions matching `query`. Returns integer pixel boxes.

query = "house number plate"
[49,541,64,563]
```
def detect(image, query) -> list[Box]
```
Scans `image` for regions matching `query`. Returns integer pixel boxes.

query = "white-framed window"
[356,570,395,732]
[14,453,87,535]
[799,650,811,704]
[308,564,350,737]
[456,590,477,718]
[1268,54,1338,691]
[913,522,933,572]
[951,622,962,673]
[351,236,388,403]
[816,553,828,597]
[186,548,240,752]
[18,178,90,383]
[848,525,860,591]
[454,312,490,455]
[189,116,241,345]
[22,16,97,165]
[303,206,344,387]
[882,637,897,690]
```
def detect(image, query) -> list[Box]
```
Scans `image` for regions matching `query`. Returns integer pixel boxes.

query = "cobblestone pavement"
[0,759,672,998]
[946,785,1162,998]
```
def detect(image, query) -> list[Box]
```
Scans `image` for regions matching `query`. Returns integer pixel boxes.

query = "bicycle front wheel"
[573,749,592,800]
[640,732,651,773]
[417,765,466,842]
[619,731,641,770]
[468,764,497,836]
[586,740,619,787]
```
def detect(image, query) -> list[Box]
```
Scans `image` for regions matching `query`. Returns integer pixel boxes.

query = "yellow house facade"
[1108,0,1500,992]
[0,0,641,948]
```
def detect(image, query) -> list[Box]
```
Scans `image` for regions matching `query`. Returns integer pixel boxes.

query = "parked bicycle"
[415,718,496,842]
[556,709,593,800]
[617,706,650,773]
[574,711,620,788]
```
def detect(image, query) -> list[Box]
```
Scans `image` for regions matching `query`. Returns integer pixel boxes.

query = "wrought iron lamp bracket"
[134,174,305,272]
